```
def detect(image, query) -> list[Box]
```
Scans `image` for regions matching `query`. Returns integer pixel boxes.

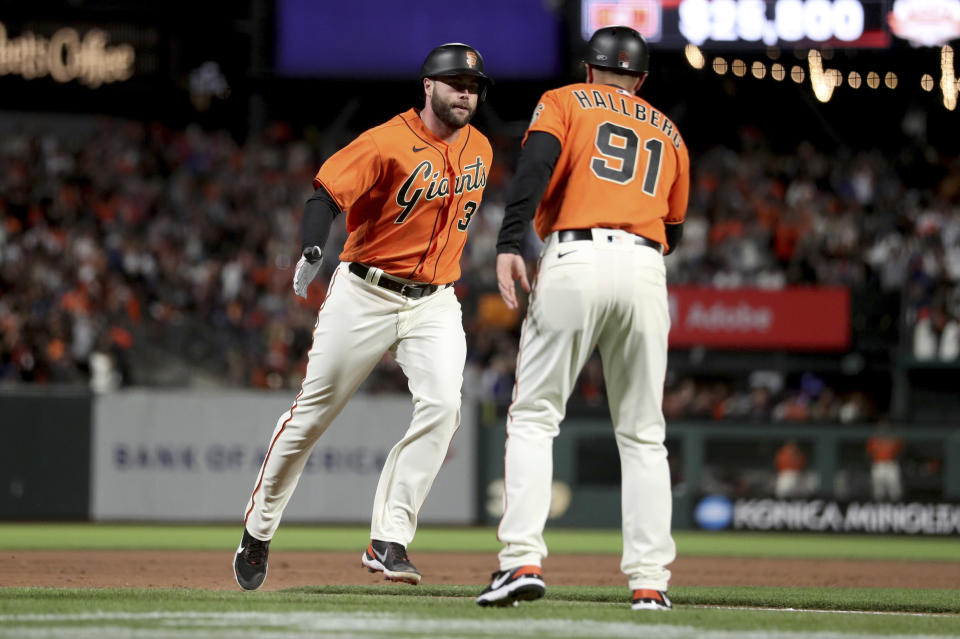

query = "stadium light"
[684,44,705,69]
[808,50,836,103]
[942,45,958,110]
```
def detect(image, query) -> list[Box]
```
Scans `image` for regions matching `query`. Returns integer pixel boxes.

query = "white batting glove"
[293,246,322,299]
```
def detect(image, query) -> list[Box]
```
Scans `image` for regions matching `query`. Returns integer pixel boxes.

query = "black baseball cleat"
[631,589,672,611]
[476,565,545,607]
[233,528,270,591]
[361,540,421,585]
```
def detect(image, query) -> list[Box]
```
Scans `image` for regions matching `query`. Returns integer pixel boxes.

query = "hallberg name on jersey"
[571,88,683,150]
[395,155,488,224]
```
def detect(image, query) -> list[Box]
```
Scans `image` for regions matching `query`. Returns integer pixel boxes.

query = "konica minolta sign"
[694,496,960,535]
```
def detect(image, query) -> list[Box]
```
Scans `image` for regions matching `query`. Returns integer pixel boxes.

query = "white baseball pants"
[775,470,802,498]
[243,262,466,546]
[497,229,676,591]
[871,461,903,502]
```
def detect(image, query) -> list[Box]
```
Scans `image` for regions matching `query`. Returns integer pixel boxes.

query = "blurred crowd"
[1,114,959,421]
[662,370,878,424]
[1,119,313,389]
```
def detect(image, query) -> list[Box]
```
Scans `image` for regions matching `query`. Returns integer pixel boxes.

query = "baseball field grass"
[2,524,959,638]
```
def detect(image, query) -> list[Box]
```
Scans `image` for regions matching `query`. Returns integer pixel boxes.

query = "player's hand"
[496,252,530,310]
[293,246,322,299]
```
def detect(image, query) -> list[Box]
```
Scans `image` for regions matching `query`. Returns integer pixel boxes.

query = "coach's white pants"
[775,470,803,498]
[871,461,902,502]
[243,262,466,546]
[498,229,676,591]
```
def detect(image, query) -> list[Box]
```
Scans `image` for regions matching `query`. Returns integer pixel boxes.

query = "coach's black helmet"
[419,43,492,101]
[585,26,650,75]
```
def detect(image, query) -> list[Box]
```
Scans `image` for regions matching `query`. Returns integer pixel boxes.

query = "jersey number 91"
[591,122,663,196]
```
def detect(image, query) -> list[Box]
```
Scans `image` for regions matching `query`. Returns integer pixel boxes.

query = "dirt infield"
[3,551,957,591]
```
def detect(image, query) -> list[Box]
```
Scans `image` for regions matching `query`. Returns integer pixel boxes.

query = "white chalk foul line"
[0,611,952,639]
[693,605,956,618]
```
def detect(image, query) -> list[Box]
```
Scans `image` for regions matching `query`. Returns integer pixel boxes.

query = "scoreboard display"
[580,0,891,49]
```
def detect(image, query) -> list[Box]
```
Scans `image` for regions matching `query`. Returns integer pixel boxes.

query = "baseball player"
[234,43,493,591]
[476,26,689,610]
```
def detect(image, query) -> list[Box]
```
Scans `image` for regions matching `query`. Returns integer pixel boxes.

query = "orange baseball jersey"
[314,108,493,284]
[867,436,903,462]
[524,82,689,248]
[775,444,806,472]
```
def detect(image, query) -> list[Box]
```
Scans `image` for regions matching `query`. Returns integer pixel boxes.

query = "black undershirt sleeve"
[496,131,562,255]
[301,186,340,254]
[664,222,684,256]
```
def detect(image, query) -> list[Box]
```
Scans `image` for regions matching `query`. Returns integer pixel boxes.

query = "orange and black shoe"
[476,565,545,607]
[631,589,672,611]
[233,528,270,591]
[361,540,421,585]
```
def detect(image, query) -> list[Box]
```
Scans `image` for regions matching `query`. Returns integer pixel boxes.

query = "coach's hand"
[496,253,530,310]
[293,246,323,299]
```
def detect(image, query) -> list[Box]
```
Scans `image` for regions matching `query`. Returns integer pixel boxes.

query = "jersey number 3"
[591,122,663,195]
[457,201,478,231]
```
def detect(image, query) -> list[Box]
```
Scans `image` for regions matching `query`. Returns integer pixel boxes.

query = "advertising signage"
[667,286,851,351]
[696,495,960,535]
[0,21,136,88]
[580,0,892,49]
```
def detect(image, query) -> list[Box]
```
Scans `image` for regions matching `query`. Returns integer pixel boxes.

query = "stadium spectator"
[866,423,905,502]
[913,304,960,361]
[774,439,807,499]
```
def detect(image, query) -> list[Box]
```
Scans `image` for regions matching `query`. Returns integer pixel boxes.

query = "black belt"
[348,263,447,299]
[558,228,663,253]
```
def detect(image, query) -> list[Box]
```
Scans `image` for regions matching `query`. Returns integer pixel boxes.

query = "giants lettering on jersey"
[395,156,488,224]
[571,89,683,150]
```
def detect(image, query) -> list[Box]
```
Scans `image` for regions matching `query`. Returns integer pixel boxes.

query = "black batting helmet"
[584,26,650,75]
[419,43,492,101]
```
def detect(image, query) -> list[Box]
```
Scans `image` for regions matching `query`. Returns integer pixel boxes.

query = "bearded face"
[428,77,479,129]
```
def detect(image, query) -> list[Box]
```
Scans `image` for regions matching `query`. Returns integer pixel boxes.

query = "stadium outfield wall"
[1,389,958,535]
[1,389,476,525]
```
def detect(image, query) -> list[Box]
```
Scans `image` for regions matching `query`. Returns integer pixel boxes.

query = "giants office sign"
[0,22,135,87]
[668,287,850,350]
